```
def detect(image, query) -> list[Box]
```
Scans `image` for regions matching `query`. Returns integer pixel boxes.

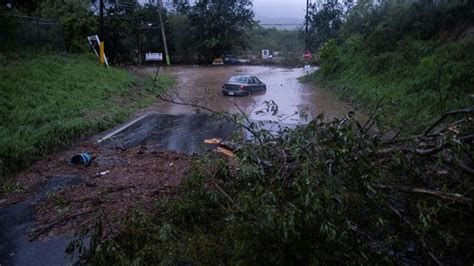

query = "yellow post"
[100,41,105,65]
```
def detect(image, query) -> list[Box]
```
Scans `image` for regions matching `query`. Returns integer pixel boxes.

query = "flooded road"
[0,65,363,266]
[144,65,362,124]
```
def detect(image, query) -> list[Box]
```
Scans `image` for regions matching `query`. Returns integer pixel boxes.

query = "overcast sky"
[253,0,306,19]
[158,0,306,20]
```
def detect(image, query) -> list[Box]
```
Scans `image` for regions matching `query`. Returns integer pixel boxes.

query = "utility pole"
[99,0,105,65]
[305,0,309,50]
[157,0,170,65]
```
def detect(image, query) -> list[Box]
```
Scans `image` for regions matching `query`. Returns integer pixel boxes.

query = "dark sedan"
[222,75,266,96]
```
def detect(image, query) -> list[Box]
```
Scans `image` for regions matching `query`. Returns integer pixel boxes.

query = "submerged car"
[222,75,266,96]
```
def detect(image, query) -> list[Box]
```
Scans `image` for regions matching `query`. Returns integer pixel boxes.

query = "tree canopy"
[174,0,255,58]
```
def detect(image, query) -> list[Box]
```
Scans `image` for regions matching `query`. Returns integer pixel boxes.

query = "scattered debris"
[204,138,222,145]
[4,142,191,239]
[205,138,237,157]
[70,153,92,165]
[94,170,110,177]
[216,146,236,157]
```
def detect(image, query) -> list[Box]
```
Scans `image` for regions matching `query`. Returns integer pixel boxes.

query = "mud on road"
[0,142,191,265]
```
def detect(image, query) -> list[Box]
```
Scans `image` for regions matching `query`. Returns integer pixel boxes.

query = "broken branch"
[375,184,472,203]
[423,108,474,136]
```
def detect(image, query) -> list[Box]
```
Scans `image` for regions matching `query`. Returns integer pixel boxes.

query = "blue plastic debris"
[70,153,92,165]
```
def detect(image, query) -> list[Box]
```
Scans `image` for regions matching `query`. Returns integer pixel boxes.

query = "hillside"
[305,1,474,132]
[0,54,173,181]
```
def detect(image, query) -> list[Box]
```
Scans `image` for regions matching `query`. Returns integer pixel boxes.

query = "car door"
[255,77,265,91]
[247,77,257,93]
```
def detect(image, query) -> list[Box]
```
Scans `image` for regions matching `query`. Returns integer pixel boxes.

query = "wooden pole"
[305,0,309,50]
[99,0,105,65]
[157,0,170,65]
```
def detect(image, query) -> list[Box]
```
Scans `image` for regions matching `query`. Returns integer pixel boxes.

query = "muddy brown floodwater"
[142,65,365,124]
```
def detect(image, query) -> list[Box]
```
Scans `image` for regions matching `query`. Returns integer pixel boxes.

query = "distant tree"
[249,26,304,54]
[307,1,345,51]
[103,0,142,62]
[39,0,96,52]
[167,14,192,62]
[0,0,41,15]
[84,0,167,63]
[173,0,255,59]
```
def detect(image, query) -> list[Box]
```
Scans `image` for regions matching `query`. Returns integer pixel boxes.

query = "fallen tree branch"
[431,118,466,136]
[158,93,261,139]
[423,108,474,136]
[388,206,442,266]
[379,135,471,156]
[375,184,472,203]
[233,102,264,145]
[30,208,98,239]
[360,96,385,134]
[458,162,474,175]
[414,142,449,156]
[213,183,258,220]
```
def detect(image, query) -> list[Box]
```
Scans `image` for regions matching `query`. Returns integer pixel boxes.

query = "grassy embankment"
[303,3,474,132]
[0,54,174,186]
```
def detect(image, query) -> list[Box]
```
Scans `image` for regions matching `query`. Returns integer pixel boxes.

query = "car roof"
[229,74,252,78]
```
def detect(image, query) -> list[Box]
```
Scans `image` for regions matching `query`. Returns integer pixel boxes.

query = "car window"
[248,77,256,84]
[255,77,262,84]
[228,76,248,83]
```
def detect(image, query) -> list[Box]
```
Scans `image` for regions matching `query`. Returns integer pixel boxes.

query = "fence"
[0,13,66,54]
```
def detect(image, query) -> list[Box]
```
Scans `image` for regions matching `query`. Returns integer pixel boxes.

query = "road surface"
[99,65,366,152]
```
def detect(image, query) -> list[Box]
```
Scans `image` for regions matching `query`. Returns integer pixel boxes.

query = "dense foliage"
[0,54,173,180]
[248,26,305,66]
[1,0,259,63]
[79,111,473,264]
[39,0,97,53]
[304,0,474,131]
[173,0,255,59]
[306,0,345,50]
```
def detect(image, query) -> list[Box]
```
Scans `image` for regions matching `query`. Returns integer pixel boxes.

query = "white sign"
[87,35,109,67]
[145,52,163,62]
[304,65,311,72]
[262,49,270,60]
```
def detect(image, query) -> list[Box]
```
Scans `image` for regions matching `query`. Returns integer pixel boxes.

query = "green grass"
[303,38,474,132]
[0,54,174,179]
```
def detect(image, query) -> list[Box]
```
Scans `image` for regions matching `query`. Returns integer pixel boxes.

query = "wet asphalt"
[0,175,85,266]
[0,65,361,265]
[100,113,239,153]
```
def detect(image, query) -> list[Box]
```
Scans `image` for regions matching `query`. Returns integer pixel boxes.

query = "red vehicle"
[303,50,313,60]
